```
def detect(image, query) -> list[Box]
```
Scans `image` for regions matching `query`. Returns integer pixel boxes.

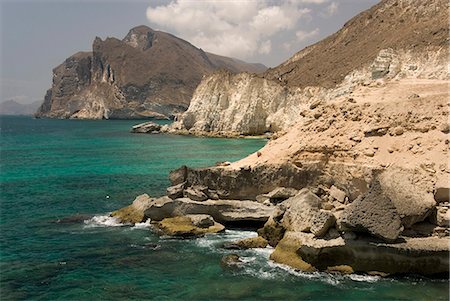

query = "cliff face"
[172,0,449,135]
[35,26,266,119]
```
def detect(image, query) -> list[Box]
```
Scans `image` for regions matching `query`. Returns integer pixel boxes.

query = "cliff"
[35,25,266,120]
[116,0,449,277]
[171,0,449,136]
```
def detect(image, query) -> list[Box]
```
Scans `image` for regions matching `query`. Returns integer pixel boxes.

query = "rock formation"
[170,0,448,136]
[112,0,449,277]
[35,25,266,120]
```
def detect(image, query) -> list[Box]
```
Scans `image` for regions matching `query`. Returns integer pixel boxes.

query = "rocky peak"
[123,25,155,51]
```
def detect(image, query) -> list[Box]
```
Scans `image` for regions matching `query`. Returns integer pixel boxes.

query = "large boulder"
[256,187,299,204]
[310,210,336,238]
[340,180,403,242]
[378,167,436,227]
[280,189,322,232]
[157,214,224,237]
[166,182,185,199]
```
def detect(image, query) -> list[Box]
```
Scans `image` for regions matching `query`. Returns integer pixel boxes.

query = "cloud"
[322,2,338,17]
[295,28,320,41]
[146,0,314,59]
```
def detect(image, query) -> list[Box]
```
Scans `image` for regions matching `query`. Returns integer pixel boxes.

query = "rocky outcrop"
[111,193,155,224]
[36,25,266,120]
[131,121,162,133]
[156,215,225,237]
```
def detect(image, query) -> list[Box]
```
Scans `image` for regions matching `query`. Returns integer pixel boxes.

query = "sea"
[0,115,448,300]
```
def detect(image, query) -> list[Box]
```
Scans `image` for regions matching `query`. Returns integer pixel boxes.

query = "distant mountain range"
[35,25,267,120]
[0,100,42,116]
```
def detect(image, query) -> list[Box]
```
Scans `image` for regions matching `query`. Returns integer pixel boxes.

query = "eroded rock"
[157,214,224,237]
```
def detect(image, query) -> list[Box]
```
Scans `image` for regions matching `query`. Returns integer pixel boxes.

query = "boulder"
[220,254,243,269]
[157,214,224,237]
[111,194,154,224]
[434,180,449,203]
[310,210,336,238]
[223,236,268,249]
[166,182,185,199]
[131,121,162,133]
[257,217,286,247]
[261,187,299,203]
[378,167,436,227]
[280,188,321,232]
[329,185,346,203]
[340,180,403,242]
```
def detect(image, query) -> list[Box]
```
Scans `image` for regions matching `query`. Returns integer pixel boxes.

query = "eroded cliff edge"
[35,25,267,120]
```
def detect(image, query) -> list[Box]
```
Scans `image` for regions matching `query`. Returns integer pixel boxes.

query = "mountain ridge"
[36,25,267,120]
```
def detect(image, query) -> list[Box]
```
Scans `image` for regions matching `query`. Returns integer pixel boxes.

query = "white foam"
[83,215,125,228]
[132,219,152,229]
[348,274,380,283]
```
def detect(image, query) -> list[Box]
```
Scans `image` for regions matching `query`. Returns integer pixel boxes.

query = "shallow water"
[0,116,448,300]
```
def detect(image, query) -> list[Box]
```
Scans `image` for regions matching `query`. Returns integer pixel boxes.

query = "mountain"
[171,0,448,136]
[35,25,267,119]
[0,100,42,116]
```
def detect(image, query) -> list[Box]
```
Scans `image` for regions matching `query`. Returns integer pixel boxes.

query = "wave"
[131,219,152,229]
[83,214,125,228]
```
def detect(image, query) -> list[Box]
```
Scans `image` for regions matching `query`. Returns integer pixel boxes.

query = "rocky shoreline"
[111,160,449,278]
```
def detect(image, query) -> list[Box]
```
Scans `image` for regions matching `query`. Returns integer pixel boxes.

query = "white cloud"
[146,0,313,59]
[295,28,320,41]
[322,2,339,17]
[259,40,272,54]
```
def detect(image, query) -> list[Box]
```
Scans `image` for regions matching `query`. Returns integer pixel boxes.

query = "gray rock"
[220,254,243,269]
[434,186,449,203]
[281,188,321,232]
[430,206,450,227]
[329,185,346,203]
[166,182,185,199]
[340,180,403,242]
[131,121,161,133]
[311,210,336,238]
[183,187,208,201]
[186,214,215,228]
[265,187,299,201]
[378,167,436,227]
[144,198,273,225]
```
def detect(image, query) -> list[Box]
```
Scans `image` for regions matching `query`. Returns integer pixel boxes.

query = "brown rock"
[311,210,336,238]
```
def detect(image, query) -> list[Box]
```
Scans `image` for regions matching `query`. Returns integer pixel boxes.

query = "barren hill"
[264,0,448,88]
[35,25,266,119]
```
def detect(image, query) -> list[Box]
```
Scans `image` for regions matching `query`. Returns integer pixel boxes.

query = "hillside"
[170,0,448,136]
[35,25,266,120]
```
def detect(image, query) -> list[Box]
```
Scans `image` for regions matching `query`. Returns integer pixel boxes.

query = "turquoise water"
[0,116,448,300]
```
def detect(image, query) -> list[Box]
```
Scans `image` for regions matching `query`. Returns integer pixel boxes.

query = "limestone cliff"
[35,25,266,120]
[171,0,449,136]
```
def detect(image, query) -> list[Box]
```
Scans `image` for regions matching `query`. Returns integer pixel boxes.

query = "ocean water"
[0,116,448,301]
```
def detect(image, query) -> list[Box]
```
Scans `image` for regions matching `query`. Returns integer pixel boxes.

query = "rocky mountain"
[117,0,449,277]
[0,100,42,116]
[35,25,266,119]
[171,0,448,136]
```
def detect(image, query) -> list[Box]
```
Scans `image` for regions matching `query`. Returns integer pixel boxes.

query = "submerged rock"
[220,254,243,269]
[157,214,224,237]
[131,121,162,133]
[223,236,268,250]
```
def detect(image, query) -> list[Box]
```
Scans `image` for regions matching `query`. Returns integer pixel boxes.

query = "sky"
[0,0,379,104]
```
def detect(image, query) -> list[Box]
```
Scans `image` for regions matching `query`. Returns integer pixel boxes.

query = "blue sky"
[0,0,378,104]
